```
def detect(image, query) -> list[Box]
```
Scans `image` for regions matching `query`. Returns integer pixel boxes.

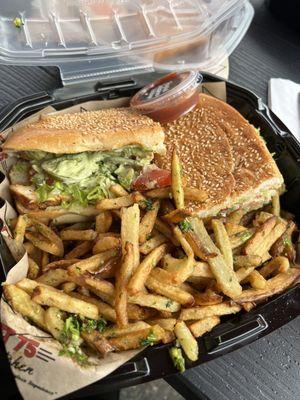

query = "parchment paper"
[0,82,226,400]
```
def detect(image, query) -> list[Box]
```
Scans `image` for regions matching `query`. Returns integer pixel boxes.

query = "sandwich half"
[2,108,165,214]
[155,94,284,218]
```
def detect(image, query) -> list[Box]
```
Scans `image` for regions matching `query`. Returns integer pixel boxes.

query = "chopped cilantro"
[58,315,107,365]
[237,230,252,242]
[283,236,292,247]
[59,316,88,366]
[140,330,157,347]
[146,233,152,241]
[169,341,185,373]
[142,199,153,211]
[178,219,192,233]
[166,300,173,308]
[81,317,107,334]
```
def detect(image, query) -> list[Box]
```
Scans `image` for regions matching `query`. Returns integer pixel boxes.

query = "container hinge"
[57,59,154,87]
[95,79,137,99]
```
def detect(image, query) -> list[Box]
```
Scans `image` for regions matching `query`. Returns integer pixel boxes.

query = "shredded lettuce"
[169,341,185,373]
[28,146,152,206]
[140,330,157,347]
[59,315,107,365]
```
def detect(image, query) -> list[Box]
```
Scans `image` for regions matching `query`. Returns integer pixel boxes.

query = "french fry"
[121,204,140,271]
[109,325,165,351]
[115,242,134,327]
[70,292,116,322]
[162,330,176,344]
[126,304,157,322]
[68,250,118,275]
[146,187,207,202]
[81,331,113,357]
[27,256,40,279]
[42,258,80,273]
[160,199,176,215]
[259,256,290,278]
[41,251,49,268]
[145,275,194,306]
[85,277,115,305]
[248,270,267,289]
[230,228,255,249]
[44,307,65,340]
[233,255,262,269]
[180,301,241,320]
[60,229,97,241]
[16,278,41,294]
[65,241,93,259]
[226,209,247,225]
[171,149,184,209]
[150,267,177,285]
[225,223,247,236]
[192,289,223,306]
[253,212,274,227]
[96,192,145,210]
[169,226,194,284]
[25,232,63,257]
[61,282,77,293]
[189,316,220,338]
[139,233,169,255]
[29,219,64,256]
[93,236,121,254]
[270,221,296,262]
[14,214,28,244]
[3,284,46,330]
[129,292,181,312]
[95,211,113,233]
[109,184,129,197]
[101,321,150,338]
[233,268,300,303]
[163,254,194,285]
[154,218,179,246]
[32,285,99,319]
[245,219,287,257]
[236,266,255,282]
[52,214,95,225]
[184,220,217,260]
[188,218,242,298]
[93,256,120,279]
[23,242,42,264]
[271,193,280,216]
[139,200,160,244]
[127,244,168,295]
[145,187,171,199]
[212,219,233,269]
[162,208,193,224]
[243,302,256,312]
[188,261,213,279]
[174,321,198,361]
[61,221,94,231]
[37,268,70,287]
[147,318,177,331]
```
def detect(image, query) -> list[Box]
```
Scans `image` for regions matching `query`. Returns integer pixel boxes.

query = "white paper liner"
[0,83,226,400]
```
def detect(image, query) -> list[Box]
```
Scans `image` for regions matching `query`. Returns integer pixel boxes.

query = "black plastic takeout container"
[0,73,300,399]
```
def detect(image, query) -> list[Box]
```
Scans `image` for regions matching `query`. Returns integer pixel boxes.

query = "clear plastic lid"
[0,0,254,85]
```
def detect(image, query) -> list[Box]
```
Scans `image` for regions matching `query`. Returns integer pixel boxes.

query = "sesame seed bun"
[2,108,165,154]
[156,94,283,217]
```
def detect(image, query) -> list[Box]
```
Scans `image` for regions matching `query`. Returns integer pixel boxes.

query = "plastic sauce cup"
[130,70,202,123]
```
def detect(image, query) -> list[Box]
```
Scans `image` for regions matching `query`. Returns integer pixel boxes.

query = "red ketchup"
[130,71,202,123]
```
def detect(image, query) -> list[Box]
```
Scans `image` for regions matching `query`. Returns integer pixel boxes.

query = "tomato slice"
[132,169,171,191]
